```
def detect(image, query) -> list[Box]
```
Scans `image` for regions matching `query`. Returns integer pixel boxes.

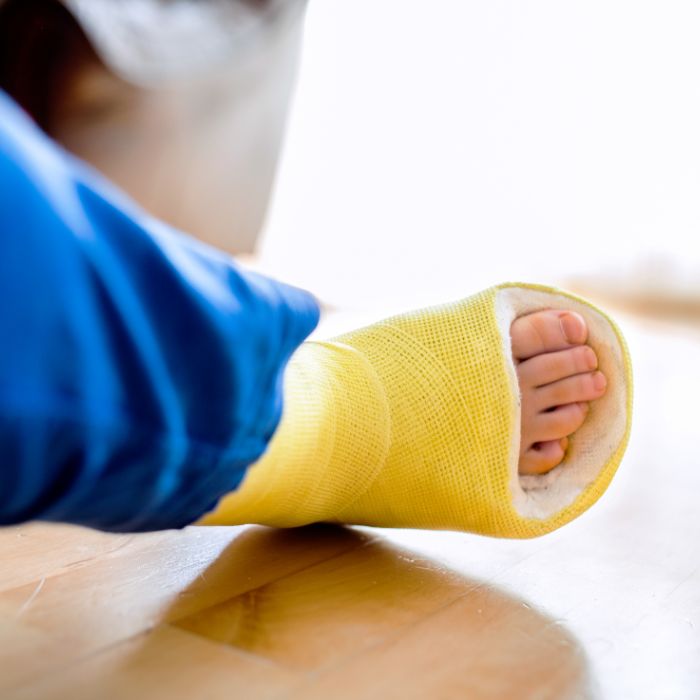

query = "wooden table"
[1,312,698,699]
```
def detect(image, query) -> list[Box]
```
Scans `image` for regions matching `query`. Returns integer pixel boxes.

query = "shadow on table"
[144,524,596,700]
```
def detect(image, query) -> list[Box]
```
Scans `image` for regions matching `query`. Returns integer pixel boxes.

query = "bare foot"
[511,310,607,476]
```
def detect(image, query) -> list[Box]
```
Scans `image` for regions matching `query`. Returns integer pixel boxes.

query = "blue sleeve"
[0,91,320,532]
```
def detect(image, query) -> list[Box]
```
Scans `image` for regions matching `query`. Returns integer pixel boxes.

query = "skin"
[512,310,607,476]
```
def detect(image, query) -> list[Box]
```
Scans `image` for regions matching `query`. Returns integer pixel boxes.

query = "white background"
[261,1,700,310]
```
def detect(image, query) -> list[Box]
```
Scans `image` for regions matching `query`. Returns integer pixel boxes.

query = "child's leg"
[200,283,631,538]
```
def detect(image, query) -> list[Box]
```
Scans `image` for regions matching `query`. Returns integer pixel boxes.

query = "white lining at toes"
[496,287,628,521]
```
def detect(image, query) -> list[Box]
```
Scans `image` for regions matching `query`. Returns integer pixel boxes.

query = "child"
[0,1,631,537]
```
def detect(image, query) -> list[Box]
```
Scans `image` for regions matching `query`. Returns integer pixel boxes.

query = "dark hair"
[0,0,93,132]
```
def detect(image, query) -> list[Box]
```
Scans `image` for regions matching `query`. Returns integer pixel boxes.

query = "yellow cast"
[200,283,633,538]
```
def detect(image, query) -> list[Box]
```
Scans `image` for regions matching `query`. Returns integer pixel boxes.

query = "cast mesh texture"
[203,284,631,538]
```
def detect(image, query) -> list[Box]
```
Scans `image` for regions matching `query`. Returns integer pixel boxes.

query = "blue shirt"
[0,90,320,532]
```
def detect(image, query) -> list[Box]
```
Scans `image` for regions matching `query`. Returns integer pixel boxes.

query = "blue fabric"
[0,91,320,532]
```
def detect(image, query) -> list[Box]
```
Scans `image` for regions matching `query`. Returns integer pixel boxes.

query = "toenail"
[593,371,607,392]
[584,347,597,370]
[560,312,586,344]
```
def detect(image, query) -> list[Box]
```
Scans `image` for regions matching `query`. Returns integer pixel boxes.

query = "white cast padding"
[495,287,629,520]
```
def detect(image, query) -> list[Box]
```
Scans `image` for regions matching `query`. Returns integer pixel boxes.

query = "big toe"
[511,310,588,362]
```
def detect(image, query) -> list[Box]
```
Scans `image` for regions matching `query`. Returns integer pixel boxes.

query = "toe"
[517,345,598,388]
[535,371,607,411]
[511,310,588,362]
[519,438,567,476]
[530,402,590,442]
